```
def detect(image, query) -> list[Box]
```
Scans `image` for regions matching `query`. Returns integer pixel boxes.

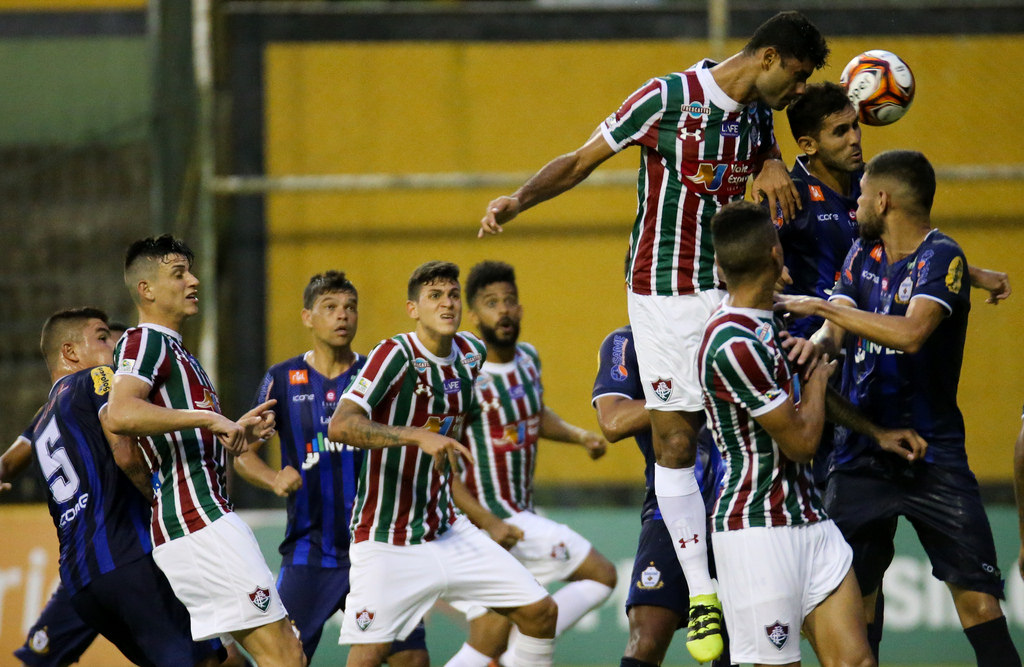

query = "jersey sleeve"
[830,240,867,305]
[910,242,969,315]
[113,328,161,387]
[592,329,643,404]
[341,339,409,415]
[710,338,788,417]
[599,77,667,153]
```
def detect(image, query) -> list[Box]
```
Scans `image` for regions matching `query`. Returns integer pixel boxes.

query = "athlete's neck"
[485,342,516,364]
[881,215,933,262]
[727,279,776,312]
[806,157,852,197]
[135,306,185,335]
[415,327,454,357]
[307,341,356,380]
[709,53,760,105]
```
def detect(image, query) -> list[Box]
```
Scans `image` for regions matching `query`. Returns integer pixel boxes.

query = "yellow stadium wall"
[264,35,1024,485]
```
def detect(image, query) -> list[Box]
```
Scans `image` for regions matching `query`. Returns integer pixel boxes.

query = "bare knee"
[506,597,557,638]
[949,585,1005,628]
[624,606,679,664]
[346,643,392,667]
[571,549,618,589]
[649,411,700,467]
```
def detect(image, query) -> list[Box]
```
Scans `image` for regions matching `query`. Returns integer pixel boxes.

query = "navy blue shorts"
[625,516,689,621]
[14,583,97,667]
[825,458,1004,599]
[69,555,219,667]
[278,563,426,661]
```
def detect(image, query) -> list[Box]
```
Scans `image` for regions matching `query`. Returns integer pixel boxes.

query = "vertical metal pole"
[192,0,219,387]
[708,0,728,62]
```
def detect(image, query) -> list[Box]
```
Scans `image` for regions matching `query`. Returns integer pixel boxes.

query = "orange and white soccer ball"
[839,50,915,126]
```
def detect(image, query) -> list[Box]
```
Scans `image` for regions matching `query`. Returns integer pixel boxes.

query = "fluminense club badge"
[248,586,272,613]
[355,608,375,631]
[765,620,789,650]
[651,378,673,402]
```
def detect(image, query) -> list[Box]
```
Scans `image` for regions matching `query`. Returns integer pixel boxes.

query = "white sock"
[510,633,554,667]
[445,642,492,667]
[552,580,614,636]
[654,463,714,597]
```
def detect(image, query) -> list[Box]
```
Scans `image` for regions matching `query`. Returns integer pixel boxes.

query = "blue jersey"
[29,367,151,595]
[592,326,722,520]
[831,230,971,468]
[777,156,862,339]
[254,353,365,568]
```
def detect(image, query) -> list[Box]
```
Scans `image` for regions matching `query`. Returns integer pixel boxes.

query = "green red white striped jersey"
[461,343,543,519]
[342,331,486,546]
[113,323,231,546]
[697,303,825,532]
[600,61,776,297]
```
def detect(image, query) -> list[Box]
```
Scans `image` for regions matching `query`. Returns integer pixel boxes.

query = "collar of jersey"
[721,298,774,320]
[694,63,745,112]
[408,331,457,365]
[136,321,183,341]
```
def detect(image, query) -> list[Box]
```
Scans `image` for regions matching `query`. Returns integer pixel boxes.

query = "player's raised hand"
[207,412,249,455]
[240,399,278,443]
[969,267,1012,305]
[750,158,801,223]
[479,195,521,237]
[272,465,302,497]
[874,427,928,462]
[580,430,609,460]
[778,331,821,370]
[775,293,824,319]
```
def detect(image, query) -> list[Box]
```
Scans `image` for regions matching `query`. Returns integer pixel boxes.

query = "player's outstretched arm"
[104,428,154,499]
[752,354,836,463]
[0,438,32,493]
[450,474,523,549]
[478,130,615,237]
[967,265,1011,305]
[105,374,237,440]
[593,395,650,443]
[1013,416,1024,581]
[539,405,608,459]
[825,388,927,463]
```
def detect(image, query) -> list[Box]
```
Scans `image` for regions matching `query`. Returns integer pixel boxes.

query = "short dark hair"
[303,271,358,309]
[466,261,517,305]
[744,11,829,70]
[107,320,130,335]
[711,201,779,284]
[407,261,460,300]
[787,82,853,142]
[865,150,936,212]
[125,234,194,274]
[40,307,109,361]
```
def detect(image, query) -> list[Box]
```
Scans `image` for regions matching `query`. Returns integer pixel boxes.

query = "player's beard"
[478,318,520,350]
[859,213,884,242]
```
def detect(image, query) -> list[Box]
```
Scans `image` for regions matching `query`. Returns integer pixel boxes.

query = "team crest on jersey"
[651,379,673,402]
[765,620,790,650]
[637,563,664,590]
[248,586,272,613]
[443,378,461,394]
[355,608,376,631]
[896,276,914,304]
[289,369,308,385]
[464,352,482,368]
[28,627,50,654]
[550,541,571,561]
[91,366,113,396]
[413,358,430,373]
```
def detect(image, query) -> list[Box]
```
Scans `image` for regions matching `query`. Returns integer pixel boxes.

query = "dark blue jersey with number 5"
[30,366,152,595]
[831,230,971,468]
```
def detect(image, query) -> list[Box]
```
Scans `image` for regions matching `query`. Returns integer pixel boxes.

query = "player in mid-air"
[592,324,730,667]
[444,260,617,667]
[234,271,427,665]
[478,13,830,660]
[26,307,224,667]
[104,235,305,667]
[329,261,558,667]
[699,201,877,666]
[780,150,1021,666]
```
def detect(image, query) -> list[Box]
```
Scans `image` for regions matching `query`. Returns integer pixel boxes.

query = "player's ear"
[762,46,779,70]
[136,279,152,303]
[796,135,817,157]
[406,299,418,320]
[300,308,313,329]
[61,340,79,365]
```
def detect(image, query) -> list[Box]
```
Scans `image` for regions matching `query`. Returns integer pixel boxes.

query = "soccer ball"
[839,50,915,126]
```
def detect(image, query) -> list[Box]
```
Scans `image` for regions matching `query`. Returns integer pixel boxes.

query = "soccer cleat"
[686,593,724,663]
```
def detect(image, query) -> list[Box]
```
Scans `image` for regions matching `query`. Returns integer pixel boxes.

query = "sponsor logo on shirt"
[443,378,461,394]
[464,352,482,369]
[946,256,964,293]
[58,493,89,528]
[413,358,430,373]
[509,384,527,400]
[678,126,704,141]
[289,370,308,385]
[808,185,825,201]
[765,621,790,650]
[91,366,113,396]
[682,101,712,118]
[610,335,630,381]
[720,120,740,137]
[755,323,773,345]
[474,374,491,389]
[292,393,315,403]
[326,389,337,403]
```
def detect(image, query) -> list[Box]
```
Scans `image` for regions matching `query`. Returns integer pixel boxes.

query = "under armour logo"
[480,397,502,412]
[415,382,432,396]
[678,534,699,549]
